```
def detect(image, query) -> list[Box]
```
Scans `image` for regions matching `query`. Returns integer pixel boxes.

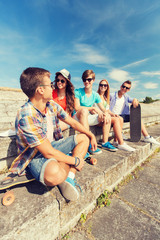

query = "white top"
[46,110,54,142]
[112,93,125,115]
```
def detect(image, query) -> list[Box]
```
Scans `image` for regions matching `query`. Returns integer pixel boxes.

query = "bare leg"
[101,116,111,143]
[76,108,90,130]
[111,117,124,145]
[44,160,70,186]
[141,121,149,137]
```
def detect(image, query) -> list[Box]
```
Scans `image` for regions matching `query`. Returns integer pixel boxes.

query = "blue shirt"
[110,92,133,115]
[75,88,101,107]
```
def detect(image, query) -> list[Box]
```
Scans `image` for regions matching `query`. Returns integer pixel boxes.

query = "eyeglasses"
[99,84,108,88]
[40,82,54,89]
[122,85,130,90]
[56,79,65,84]
[83,78,93,83]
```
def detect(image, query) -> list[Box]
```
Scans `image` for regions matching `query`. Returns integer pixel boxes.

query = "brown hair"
[20,67,50,98]
[97,79,110,104]
[82,70,95,81]
[122,80,131,86]
[54,73,75,114]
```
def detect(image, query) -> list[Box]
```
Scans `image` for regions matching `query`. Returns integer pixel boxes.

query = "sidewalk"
[67,150,160,240]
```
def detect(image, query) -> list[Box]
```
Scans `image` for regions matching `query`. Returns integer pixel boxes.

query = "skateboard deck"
[130,104,141,142]
[0,172,35,206]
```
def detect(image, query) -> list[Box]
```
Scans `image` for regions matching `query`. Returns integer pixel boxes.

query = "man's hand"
[132,98,139,108]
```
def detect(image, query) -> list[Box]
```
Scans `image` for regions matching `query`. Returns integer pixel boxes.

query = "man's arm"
[35,139,83,171]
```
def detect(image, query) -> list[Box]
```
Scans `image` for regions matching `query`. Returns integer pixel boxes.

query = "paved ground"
[66,150,160,240]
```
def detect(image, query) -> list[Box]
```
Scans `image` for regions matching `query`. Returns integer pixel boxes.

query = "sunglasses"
[56,79,65,84]
[122,85,130,90]
[100,84,108,88]
[83,78,93,83]
[40,82,54,89]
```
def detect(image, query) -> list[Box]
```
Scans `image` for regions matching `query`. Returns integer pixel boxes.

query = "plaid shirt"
[11,100,67,175]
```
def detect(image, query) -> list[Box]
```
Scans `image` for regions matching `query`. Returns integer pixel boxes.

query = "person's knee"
[79,108,89,118]
[76,133,90,147]
[44,161,67,186]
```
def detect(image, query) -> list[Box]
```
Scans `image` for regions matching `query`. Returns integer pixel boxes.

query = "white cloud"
[144,82,158,89]
[108,69,133,82]
[70,43,109,67]
[141,71,160,76]
[122,58,149,69]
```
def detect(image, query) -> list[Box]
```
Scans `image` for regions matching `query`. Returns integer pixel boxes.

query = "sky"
[0,0,160,101]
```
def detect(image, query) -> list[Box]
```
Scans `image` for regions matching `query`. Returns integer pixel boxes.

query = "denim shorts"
[27,135,77,184]
[120,114,130,123]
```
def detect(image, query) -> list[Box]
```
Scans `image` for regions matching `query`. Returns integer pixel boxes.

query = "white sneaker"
[118,143,135,152]
[144,136,160,145]
[0,129,16,137]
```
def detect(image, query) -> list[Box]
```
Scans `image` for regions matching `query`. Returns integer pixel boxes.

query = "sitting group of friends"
[2,67,160,202]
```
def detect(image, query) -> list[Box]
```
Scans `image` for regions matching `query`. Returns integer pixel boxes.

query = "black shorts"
[120,114,130,123]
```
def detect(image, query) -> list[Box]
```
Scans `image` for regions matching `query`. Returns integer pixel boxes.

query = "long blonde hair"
[97,79,110,104]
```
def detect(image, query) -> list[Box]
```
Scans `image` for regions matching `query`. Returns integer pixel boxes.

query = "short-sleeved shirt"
[11,100,68,175]
[52,89,67,111]
[75,88,101,107]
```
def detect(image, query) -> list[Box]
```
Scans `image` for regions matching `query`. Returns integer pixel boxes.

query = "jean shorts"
[73,112,99,126]
[27,135,77,184]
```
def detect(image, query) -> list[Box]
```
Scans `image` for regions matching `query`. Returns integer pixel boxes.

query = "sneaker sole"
[89,150,102,155]
[102,146,118,152]
[58,181,79,201]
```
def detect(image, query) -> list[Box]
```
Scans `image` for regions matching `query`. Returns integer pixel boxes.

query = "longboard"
[130,104,141,142]
[0,172,35,206]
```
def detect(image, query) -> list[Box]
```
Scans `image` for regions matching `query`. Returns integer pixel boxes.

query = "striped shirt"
[11,100,67,175]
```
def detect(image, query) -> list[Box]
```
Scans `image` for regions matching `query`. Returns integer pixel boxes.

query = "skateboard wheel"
[2,191,15,206]
[90,158,97,165]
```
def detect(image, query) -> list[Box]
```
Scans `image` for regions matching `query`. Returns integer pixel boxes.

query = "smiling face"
[83,74,95,89]
[56,74,67,90]
[120,82,131,95]
[99,80,108,94]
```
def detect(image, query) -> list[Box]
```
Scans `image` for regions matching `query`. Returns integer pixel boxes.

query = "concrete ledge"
[0,124,160,240]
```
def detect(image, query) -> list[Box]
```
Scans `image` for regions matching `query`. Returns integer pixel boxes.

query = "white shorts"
[73,113,99,126]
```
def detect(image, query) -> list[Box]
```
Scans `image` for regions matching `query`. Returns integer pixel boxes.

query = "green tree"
[143,96,154,103]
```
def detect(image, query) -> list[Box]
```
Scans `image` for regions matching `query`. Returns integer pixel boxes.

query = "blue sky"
[0,0,160,100]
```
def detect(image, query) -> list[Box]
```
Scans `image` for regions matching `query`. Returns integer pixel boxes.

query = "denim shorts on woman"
[27,135,78,184]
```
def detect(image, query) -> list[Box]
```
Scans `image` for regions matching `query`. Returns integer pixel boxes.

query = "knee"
[44,161,67,186]
[79,108,89,118]
[76,133,90,147]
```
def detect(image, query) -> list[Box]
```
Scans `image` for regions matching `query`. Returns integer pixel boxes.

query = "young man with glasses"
[110,80,160,145]
[13,67,97,202]
[74,70,117,154]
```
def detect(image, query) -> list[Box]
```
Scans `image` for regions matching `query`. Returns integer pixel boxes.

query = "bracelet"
[74,157,80,167]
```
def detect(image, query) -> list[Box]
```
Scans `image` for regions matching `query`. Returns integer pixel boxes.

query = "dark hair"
[97,79,110,104]
[54,73,75,114]
[82,70,95,81]
[122,80,131,86]
[20,67,50,98]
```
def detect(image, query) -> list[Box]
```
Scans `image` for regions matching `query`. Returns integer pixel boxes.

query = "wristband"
[74,157,80,167]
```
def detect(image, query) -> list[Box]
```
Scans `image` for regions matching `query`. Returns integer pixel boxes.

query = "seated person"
[97,79,135,151]
[110,80,160,145]
[73,70,117,154]
[12,67,97,202]
[52,69,74,131]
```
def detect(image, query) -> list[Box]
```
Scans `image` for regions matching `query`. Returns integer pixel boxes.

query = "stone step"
[0,124,160,240]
